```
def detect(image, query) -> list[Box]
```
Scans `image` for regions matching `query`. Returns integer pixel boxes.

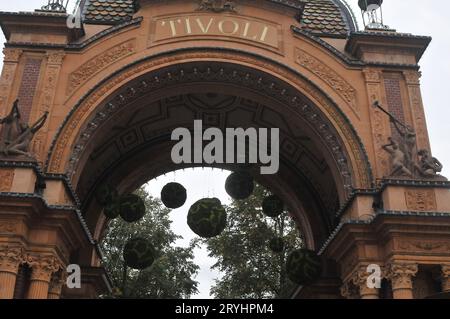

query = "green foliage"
[187,198,227,238]
[101,188,199,299]
[204,184,304,299]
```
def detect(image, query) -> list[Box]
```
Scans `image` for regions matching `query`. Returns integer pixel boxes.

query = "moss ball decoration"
[187,198,227,238]
[119,194,146,223]
[95,184,118,206]
[262,195,284,218]
[225,171,254,200]
[286,249,323,285]
[161,182,187,209]
[123,237,156,270]
[104,202,121,219]
[269,237,285,253]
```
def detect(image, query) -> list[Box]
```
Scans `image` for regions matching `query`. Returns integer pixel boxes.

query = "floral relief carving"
[404,189,437,211]
[0,169,15,192]
[25,255,62,282]
[397,240,449,253]
[67,39,136,96]
[0,221,17,233]
[2,48,22,63]
[48,51,372,189]
[295,48,358,117]
[0,245,25,274]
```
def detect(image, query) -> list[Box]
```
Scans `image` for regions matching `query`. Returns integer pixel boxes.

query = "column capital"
[441,265,450,291]
[26,255,61,283]
[49,271,67,296]
[386,262,418,291]
[2,48,23,63]
[363,68,382,83]
[46,51,65,66]
[0,245,25,274]
[350,265,381,298]
[403,70,422,85]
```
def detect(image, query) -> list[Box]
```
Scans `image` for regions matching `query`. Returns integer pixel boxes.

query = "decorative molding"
[295,48,359,117]
[405,189,437,211]
[67,40,136,96]
[397,240,450,253]
[0,169,15,192]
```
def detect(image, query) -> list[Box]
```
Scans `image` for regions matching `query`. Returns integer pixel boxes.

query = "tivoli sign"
[151,14,280,49]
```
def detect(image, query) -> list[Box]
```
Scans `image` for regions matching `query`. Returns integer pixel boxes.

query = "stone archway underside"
[48,59,374,251]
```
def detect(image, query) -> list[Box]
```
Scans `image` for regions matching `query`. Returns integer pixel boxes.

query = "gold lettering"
[242,21,250,38]
[185,18,192,34]
[196,18,214,34]
[161,19,182,37]
[260,25,269,43]
[218,19,239,35]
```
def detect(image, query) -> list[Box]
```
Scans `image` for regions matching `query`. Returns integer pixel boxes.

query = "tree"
[205,184,304,299]
[101,188,199,299]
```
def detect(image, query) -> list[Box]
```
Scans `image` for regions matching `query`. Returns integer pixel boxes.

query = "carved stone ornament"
[386,263,418,291]
[25,255,61,282]
[0,245,25,274]
[0,99,49,159]
[198,0,237,12]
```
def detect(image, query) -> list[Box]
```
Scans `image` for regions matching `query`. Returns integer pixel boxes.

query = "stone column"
[387,263,418,299]
[0,246,24,299]
[48,272,66,299]
[26,255,60,299]
[442,265,450,292]
[351,266,380,299]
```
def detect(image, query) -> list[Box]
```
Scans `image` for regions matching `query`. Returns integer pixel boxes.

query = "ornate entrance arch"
[0,0,449,299]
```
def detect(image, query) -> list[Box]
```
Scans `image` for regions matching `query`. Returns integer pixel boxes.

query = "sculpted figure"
[390,118,416,172]
[416,149,443,177]
[0,99,22,152]
[382,137,412,177]
[0,100,49,159]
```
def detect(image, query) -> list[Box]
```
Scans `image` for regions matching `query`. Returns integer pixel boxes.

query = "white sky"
[0,1,449,299]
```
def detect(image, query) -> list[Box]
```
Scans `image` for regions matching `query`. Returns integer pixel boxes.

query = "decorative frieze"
[404,189,437,211]
[0,169,14,192]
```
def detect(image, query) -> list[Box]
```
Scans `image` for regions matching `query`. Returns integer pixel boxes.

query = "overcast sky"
[0,1,449,299]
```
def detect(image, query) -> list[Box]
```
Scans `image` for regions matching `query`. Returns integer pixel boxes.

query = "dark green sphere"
[225,171,254,200]
[123,237,156,270]
[269,237,285,253]
[104,201,120,219]
[95,184,118,206]
[187,198,227,238]
[286,249,322,285]
[161,183,187,209]
[119,194,146,223]
[262,195,284,218]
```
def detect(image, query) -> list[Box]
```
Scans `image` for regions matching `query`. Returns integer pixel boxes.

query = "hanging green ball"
[225,171,254,200]
[262,195,284,218]
[187,198,227,238]
[269,237,285,253]
[161,182,187,209]
[286,249,322,285]
[119,194,146,223]
[123,237,156,270]
[104,201,121,219]
[96,184,118,206]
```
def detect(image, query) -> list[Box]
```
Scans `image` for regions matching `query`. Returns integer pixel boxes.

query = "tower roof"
[83,0,357,37]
